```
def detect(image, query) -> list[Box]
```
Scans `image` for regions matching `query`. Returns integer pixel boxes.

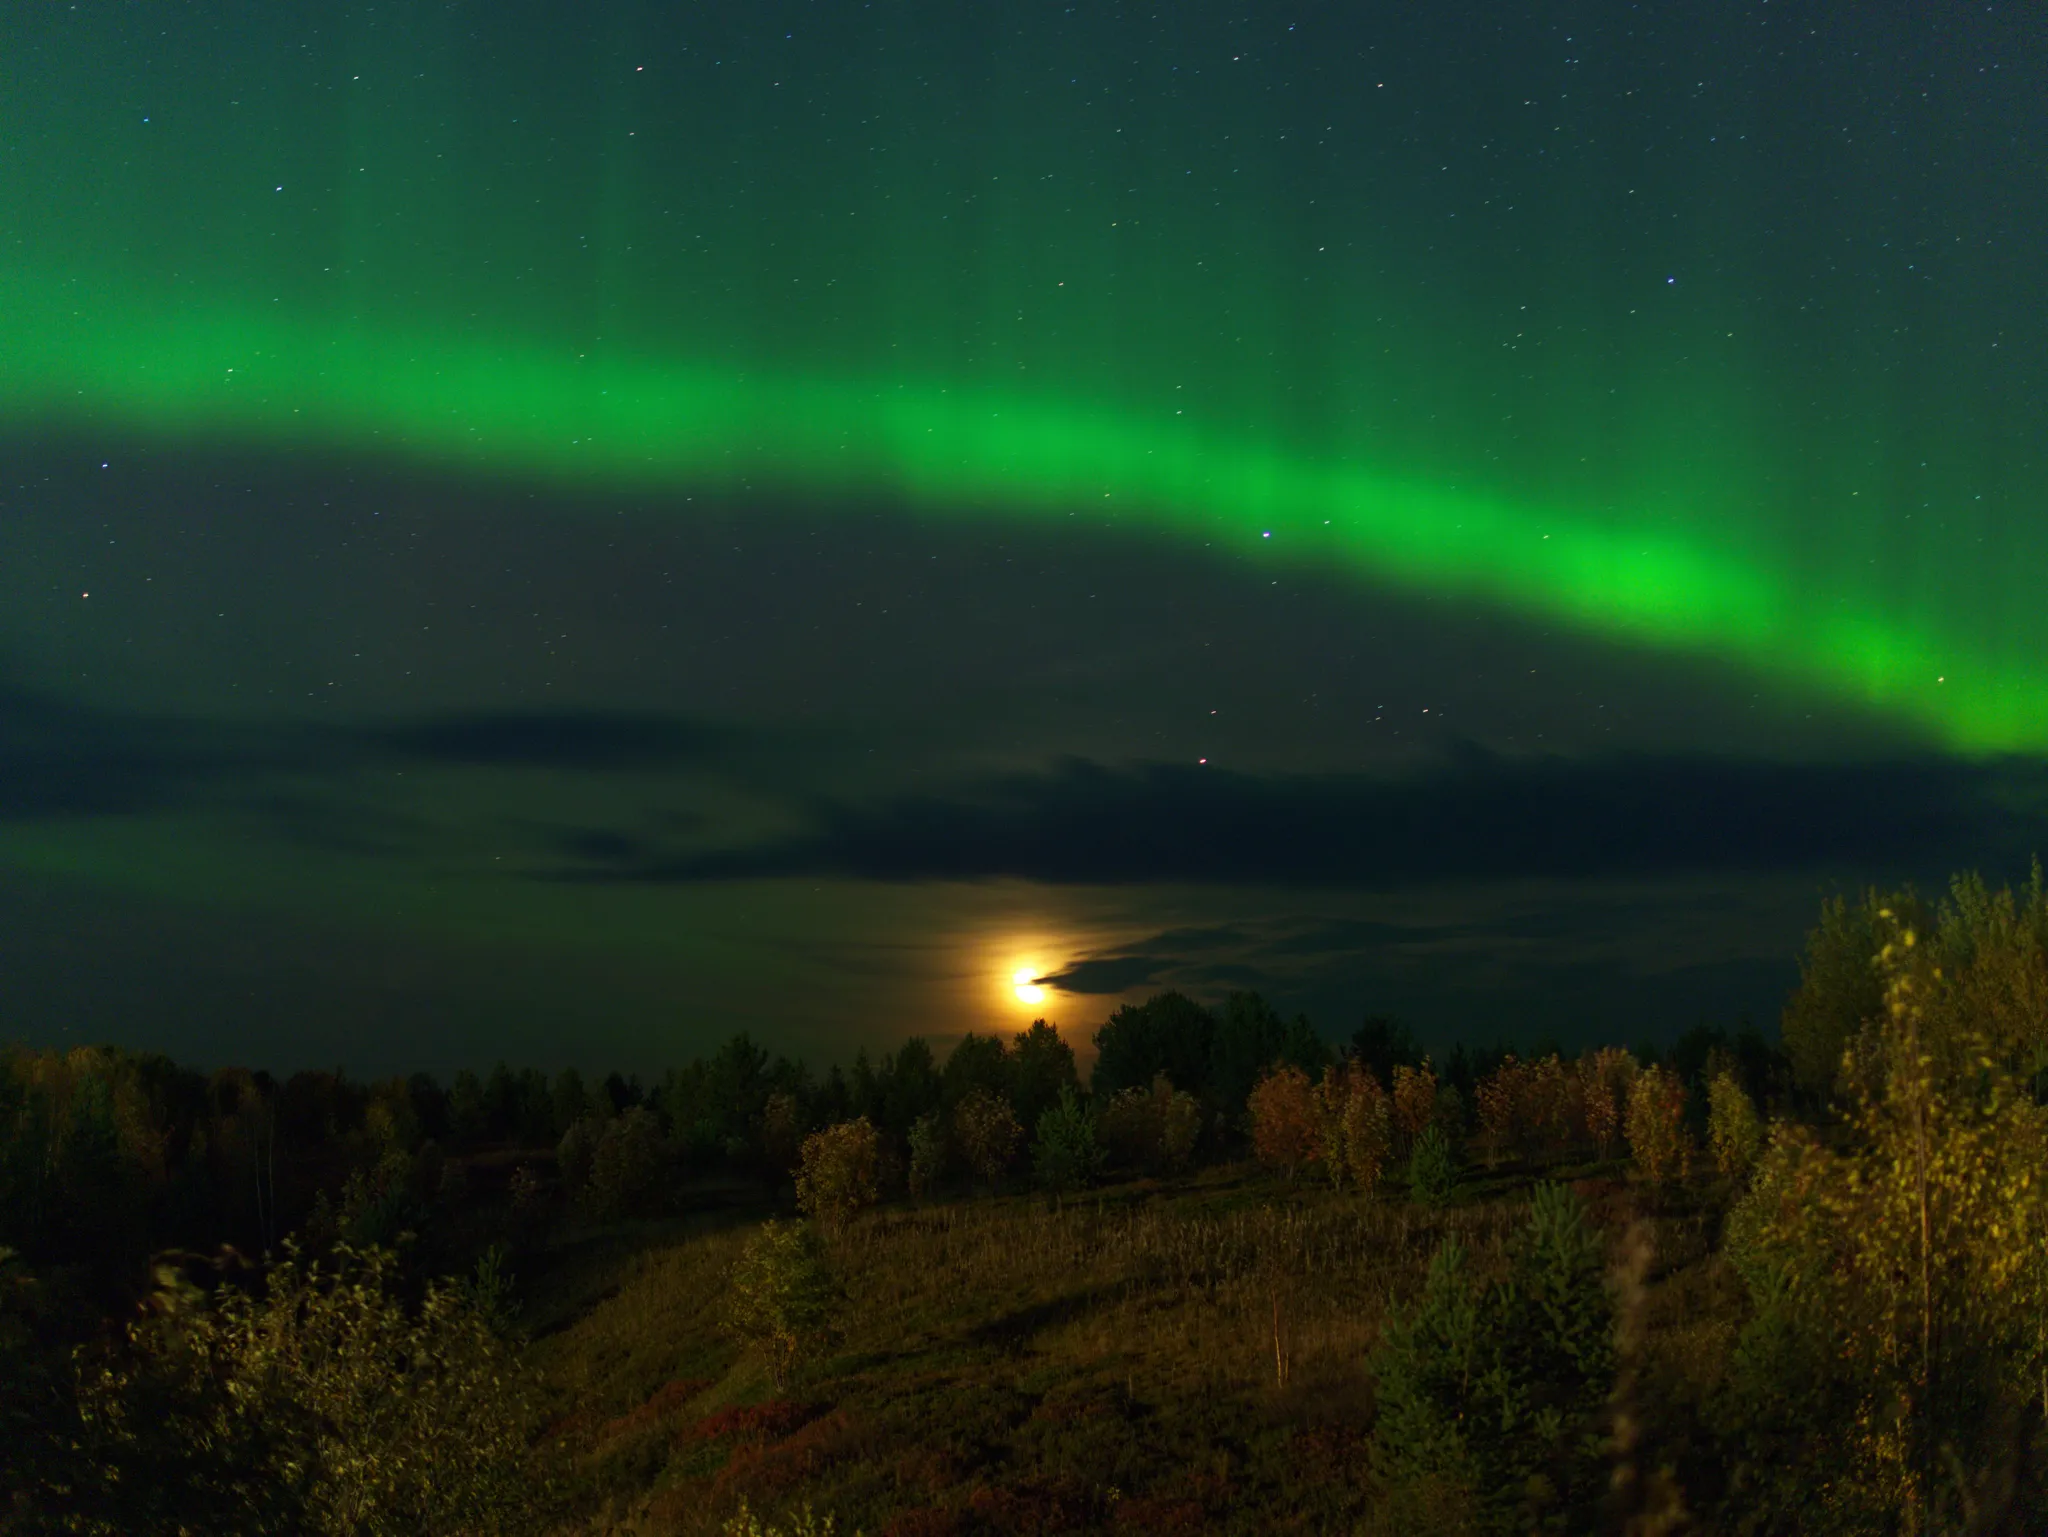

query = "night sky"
[4,1,2044,1075]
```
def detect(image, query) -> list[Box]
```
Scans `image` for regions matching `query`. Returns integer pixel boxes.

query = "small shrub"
[722,1221,838,1389]
[794,1119,880,1233]
[1407,1124,1458,1209]
[1624,1065,1689,1186]
[1096,1073,1201,1175]
[1247,1064,1317,1181]
[1705,1070,1763,1182]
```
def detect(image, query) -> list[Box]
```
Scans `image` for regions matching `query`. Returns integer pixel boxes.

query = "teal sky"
[2,2,2043,1073]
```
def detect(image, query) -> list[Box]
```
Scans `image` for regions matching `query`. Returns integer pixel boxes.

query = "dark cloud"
[376,712,735,770]
[568,748,2048,887]
[1033,955,1174,995]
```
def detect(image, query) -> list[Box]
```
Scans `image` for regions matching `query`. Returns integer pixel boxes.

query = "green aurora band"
[5,2,2043,750]
[7,267,2040,750]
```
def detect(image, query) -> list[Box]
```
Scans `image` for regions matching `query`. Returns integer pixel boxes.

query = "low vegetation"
[6,866,2048,1533]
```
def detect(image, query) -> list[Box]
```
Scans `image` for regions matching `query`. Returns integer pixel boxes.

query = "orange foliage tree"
[952,1089,1023,1190]
[1248,1064,1318,1182]
[1577,1046,1635,1158]
[1625,1065,1689,1185]
[793,1118,880,1232]
[1389,1061,1437,1156]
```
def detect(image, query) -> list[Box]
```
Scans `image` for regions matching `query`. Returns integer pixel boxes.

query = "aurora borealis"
[3,1,2044,1070]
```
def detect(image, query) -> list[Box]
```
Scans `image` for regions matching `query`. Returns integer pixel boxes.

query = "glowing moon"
[1012,967,1047,1006]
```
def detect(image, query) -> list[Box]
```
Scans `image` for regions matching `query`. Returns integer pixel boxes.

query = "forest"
[5,868,2048,1536]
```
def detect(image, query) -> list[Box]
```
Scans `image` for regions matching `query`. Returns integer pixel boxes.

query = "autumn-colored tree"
[1719,911,2048,1531]
[1577,1046,1635,1158]
[1310,1066,1355,1189]
[1706,1070,1763,1182]
[1624,1065,1688,1186]
[952,1089,1022,1190]
[1389,1061,1437,1155]
[793,1118,880,1233]
[1247,1064,1318,1182]
[1526,1053,1578,1156]
[1335,1063,1394,1193]
[1474,1055,1523,1168]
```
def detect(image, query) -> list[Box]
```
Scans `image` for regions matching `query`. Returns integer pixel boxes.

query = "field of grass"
[518,1159,1735,1536]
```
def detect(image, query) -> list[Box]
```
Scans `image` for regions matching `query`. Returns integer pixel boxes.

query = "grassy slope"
[518,1162,1742,1536]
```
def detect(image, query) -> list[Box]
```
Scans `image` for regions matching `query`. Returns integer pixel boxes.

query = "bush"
[74,1243,546,1537]
[722,1220,838,1390]
[1407,1124,1459,1209]
[586,1106,667,1220]
[1624,1065,1689,1186]
[723,1498,860,1536]
[794,1119,880,1233]
[1247,1064,1317,1181]
[1705,1070,1762,1182]
[1096,1073,1201,1175]
[1031,1087,1103,1207]
[952,1090,1022,1190]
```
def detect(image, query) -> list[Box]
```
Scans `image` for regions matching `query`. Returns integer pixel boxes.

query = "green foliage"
[1009,1019,1081,1130]
[1089,990,1216,1100]
[1368,1184,1614,1532]
[1211,993,1329,1124]
[585,1105,668,1220]
[70,1242,545,1537]
[1407,1123,1459,1208]
[1715,912,2048,1533]
[1030,1087,1103,1206]
[1096,1072,1202,1175]
[722,1220,838,1389]
[794,1118,880,1233]
[1780,888,1892,1095]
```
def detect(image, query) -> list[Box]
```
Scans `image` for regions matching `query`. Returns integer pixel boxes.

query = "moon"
[1012,967,1048,1006]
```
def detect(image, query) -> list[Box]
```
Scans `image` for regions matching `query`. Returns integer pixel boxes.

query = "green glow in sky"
[4,1,2043,750]
[6,267,2037,749]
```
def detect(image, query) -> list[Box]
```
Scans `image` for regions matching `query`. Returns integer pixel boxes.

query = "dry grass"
[524,1162,1699,1536]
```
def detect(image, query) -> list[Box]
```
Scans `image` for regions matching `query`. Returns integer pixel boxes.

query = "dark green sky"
[3,2,2043,1074]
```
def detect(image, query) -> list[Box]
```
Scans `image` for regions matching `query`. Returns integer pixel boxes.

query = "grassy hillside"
[522,1159,1727,1535]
